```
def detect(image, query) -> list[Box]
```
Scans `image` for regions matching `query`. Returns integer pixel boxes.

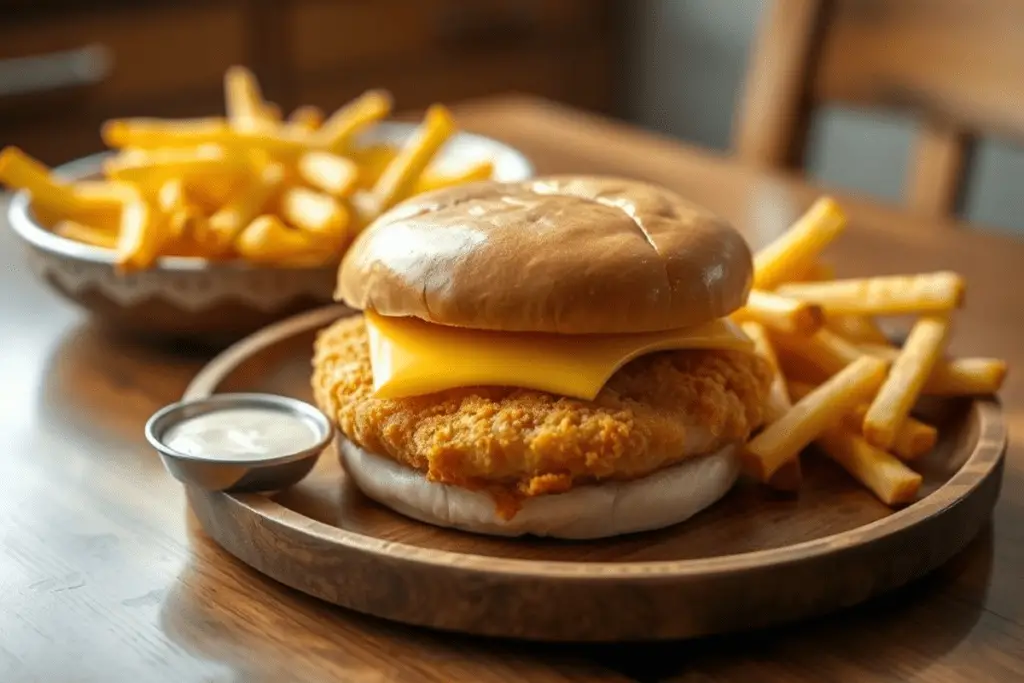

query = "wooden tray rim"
[185,304,1007,580]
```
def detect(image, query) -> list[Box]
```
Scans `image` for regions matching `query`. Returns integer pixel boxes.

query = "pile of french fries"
[734,198,1007,505]
[0,66,493,272]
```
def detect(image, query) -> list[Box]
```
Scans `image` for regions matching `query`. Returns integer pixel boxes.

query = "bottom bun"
[338,440,740,539]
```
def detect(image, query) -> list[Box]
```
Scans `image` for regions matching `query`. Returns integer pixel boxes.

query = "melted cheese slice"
[365,310,754,401]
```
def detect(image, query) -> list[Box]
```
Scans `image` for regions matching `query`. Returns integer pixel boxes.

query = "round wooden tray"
[184,305,1006,642]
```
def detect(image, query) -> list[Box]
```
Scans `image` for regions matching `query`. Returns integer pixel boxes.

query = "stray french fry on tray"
[771,327,868,377]
[788,381,937,462]
[815,428,922,506]
[734,289,824,336]
[742,321,802,491]
[824,314,890,345]
[863,316,952,450]
[742,322,792,423]
[792,260,836,283]
[776,272,965,316]
[744,355,888,482]
[753,197,846,290]
[859,344,1008,396]
[924,358,1009,396]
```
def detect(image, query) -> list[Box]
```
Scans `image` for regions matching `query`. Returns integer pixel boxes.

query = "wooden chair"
[733,0,1024,219]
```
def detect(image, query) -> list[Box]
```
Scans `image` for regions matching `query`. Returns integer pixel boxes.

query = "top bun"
[338,175,753,334]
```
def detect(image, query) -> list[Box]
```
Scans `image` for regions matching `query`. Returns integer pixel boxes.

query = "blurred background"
[2,0,1022,232]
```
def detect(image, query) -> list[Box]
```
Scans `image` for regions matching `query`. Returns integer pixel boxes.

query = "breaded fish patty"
[312,315,771,514]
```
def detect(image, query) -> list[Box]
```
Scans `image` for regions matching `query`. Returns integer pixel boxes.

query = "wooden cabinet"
[290,0,605,73]
[0,0,620,165]
[0,4,251,163]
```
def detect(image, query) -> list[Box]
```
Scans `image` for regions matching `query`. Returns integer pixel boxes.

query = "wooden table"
[2,96,1022,683]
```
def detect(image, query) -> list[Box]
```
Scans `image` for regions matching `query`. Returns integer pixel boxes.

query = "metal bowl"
[144,392,334,492]
[7,123,534,345]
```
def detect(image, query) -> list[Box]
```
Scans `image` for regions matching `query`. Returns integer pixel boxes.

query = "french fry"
[279,187,349,247]
[858,344,1008,396]
[53,180,126,228]
[770,327,867,377]
[103,145,246,186]
[857,343,901,361]
[157,179,188,237]
[0,147,78,213]
[776,272,965,315]
[157,179,213,253]
[69,178,132,206]
[236,215,335,267]
[181,173,245,214]
[741,321,791,423]
[815,428,922,506]
[103,120,311,158]
[863,316,951,450]
[115,192,162,272]
[733,290,824,336]
[351,144,399,189]
[208,162,285,252]
[859,405,937,461]
[793,261,836,283]
[165,211,211,257]
[224,65,273,131]
[373,104,455,211]
[925,358,1008,396]
[54,220,117,249]
[288,105,324,133]
[824,314,890,345]
[314,90,393,153]
[413,160,494,194]
[742,321,802,491]
[788,381,938,461]
[297,151,359,197]
[743,355,888,481]
[262,102,282,122]
[102,118,230,149]
[753,197,846,290]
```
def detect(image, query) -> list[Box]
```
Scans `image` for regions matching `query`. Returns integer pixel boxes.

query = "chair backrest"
[734,0,1024,219]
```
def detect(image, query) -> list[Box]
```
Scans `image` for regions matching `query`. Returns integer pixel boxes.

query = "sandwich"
[312,175,771,539]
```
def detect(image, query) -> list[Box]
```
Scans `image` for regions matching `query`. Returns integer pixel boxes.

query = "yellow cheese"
[365,310,754,401]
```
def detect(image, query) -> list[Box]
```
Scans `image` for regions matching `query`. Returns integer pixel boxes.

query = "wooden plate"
[184,305,1006,642]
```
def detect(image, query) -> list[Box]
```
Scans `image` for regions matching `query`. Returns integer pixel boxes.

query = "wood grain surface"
[2,95,1023,680]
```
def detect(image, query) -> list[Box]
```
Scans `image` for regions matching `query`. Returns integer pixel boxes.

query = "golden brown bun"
[338,175,753,334]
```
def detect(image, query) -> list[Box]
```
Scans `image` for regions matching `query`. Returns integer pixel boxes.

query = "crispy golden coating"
[313,315,771,516]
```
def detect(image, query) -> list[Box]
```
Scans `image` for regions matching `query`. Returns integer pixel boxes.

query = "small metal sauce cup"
[145,393,334,492]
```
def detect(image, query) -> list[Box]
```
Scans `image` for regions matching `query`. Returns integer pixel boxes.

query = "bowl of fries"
[731,197,1007,503]
[2,67,533,344]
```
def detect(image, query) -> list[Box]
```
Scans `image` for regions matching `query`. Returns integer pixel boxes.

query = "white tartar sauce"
[163,407,320,461]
